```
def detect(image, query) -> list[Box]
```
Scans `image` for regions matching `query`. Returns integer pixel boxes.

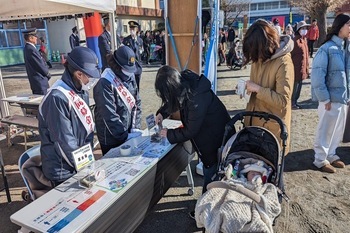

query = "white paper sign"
[72,144,94,171]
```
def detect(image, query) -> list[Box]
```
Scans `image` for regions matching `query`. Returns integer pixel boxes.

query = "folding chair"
[18,145,41,201]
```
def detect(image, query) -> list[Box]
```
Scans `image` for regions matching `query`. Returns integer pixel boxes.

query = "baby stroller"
[226,47,243,70]
[195,111,289,233]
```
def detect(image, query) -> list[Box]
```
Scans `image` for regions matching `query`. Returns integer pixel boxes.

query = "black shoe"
[189,210,195,220]
[292,105,299,110]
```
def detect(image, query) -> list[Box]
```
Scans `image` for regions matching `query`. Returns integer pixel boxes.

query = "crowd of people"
[20,13,350,231]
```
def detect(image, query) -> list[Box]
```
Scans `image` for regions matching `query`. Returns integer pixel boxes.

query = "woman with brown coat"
[291,21,310,109]
[242,19,294,154]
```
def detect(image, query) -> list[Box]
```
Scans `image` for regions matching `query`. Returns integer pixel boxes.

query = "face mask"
[300,29,308,36]
[130,30,136,36]
[81,78,98,91]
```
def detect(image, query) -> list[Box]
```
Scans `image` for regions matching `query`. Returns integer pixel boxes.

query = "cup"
[120,144,132,156]
[236,79,246,96]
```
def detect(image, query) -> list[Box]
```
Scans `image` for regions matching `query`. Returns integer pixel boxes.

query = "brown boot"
[320,164,336,173]
[331,160,345,168]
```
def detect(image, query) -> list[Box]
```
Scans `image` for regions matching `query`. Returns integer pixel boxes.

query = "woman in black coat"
[155,66,231,194]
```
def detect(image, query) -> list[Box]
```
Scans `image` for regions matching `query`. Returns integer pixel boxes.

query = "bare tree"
[289,0,344,46]
[221,0,251,26]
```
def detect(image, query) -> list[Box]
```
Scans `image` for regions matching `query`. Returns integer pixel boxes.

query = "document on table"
[95,161,149,192]
[28,187,115,233]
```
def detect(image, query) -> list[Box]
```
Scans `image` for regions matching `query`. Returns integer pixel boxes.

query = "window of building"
[123,25,128,33]
[271,1,279,9]
[257,3,265,10]
[279,1,288,9]
[250,3,257,11]
[7,31,21,47]
[0,31,7,48]
[265,2,272,9]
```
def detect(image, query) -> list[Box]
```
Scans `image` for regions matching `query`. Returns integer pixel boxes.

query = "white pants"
[313,102,347,168]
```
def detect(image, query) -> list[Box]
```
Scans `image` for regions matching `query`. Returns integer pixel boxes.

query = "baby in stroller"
[195,157,281,233]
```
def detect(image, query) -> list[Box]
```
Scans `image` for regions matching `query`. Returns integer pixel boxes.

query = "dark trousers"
[202,162,219,194]
[292,80,303,105]
[308,40,316,57]
[135,74,141,90]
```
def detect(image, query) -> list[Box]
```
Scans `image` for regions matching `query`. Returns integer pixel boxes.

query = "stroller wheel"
[188,188,194,196]
[21,190,29,202]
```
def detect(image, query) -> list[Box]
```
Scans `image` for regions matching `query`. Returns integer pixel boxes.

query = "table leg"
[24,127,27,151]
[0,148,11,203]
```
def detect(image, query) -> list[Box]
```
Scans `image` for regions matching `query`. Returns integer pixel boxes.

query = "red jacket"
[291,35,309,82]
[307,25,319,41]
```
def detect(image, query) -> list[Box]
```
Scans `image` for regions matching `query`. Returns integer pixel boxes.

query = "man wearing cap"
[98,17,112,71]
[123,20,143,89]
[69,26,83,50]
[94,46,142,155]
[23,28,51,95]
[38,47,100,186]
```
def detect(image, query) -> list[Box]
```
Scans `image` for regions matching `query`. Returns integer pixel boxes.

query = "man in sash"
[98,17,112,71]
[123,21,143,90]
[94,46,142,155]
[38,47,100,186]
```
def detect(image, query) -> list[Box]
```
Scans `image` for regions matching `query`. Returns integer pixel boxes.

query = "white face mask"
[300,29,308,36]
[81,78,98,91]
[130,30,136,37]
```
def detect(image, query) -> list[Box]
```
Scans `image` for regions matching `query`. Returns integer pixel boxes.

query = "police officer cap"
[72,26,77,33]
[22,28,37,36]
[128,21,139,28]
[113,46,136,73]
[67,47,100,78]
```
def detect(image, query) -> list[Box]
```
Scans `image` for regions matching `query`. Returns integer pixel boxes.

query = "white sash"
[102,68,138,128]
[40,80,95,134]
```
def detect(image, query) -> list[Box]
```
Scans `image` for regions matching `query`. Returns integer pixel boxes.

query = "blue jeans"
[202,163,218,194]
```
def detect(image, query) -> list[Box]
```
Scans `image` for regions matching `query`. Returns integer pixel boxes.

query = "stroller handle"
[225,111,288,141]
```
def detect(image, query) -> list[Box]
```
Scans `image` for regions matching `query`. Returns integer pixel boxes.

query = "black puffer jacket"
[158,70,230,168]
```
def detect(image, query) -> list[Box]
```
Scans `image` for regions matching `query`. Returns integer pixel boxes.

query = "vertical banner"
[204,0,219,93]
[83,12,103,69]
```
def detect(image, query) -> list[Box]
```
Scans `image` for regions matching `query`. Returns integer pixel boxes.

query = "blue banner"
[204,0,219,93]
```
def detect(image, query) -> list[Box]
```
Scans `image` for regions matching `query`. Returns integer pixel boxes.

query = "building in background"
[116,0,164,38]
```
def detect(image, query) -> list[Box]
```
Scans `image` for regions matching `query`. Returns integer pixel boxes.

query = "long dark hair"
[106,53,122,73]
[155,66,185,113]
[242,19,279,64]
[323,13,350,44]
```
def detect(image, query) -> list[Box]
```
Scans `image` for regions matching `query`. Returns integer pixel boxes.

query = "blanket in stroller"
[195,160,281,233]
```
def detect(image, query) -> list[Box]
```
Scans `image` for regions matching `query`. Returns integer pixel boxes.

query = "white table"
[11,119,193,233]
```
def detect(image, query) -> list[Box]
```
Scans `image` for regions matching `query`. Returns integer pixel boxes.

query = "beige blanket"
[22,155,52,199]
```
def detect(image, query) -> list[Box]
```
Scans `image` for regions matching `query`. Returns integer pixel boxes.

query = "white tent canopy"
[0,0,116,118]
[0,0,116,21]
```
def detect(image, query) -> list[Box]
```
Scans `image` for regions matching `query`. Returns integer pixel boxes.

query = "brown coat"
[245,36,294,154]
[291,35,309,82]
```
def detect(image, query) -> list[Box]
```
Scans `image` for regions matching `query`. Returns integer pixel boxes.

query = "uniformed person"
[122,20,143,89]
[69,26,80,50]
[39,47,100,186]
[94,46,142,155]
[98,17,112,71]
[22,28,51,95]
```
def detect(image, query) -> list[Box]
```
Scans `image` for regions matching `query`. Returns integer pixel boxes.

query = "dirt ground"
[1,61,350,233]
